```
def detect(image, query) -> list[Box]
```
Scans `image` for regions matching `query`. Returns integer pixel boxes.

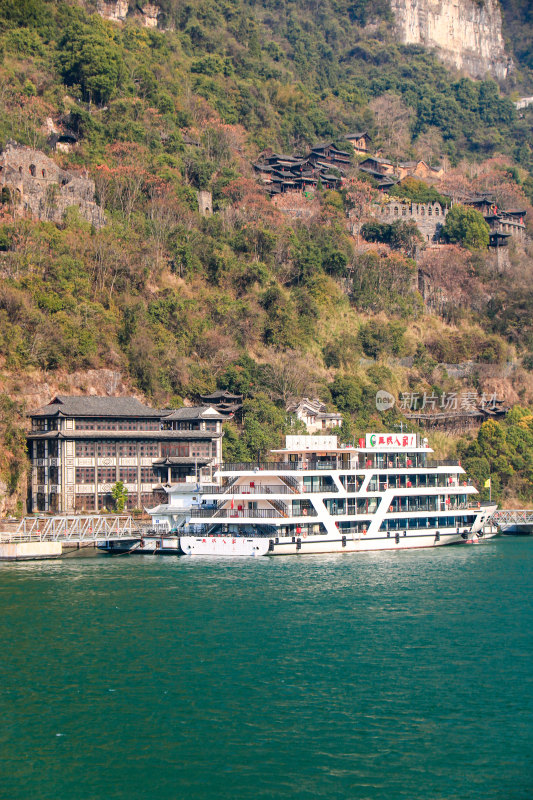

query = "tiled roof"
[200,390,243,400]
[27,430,221,440]
[164,406,224,420]
[30,395,161,418]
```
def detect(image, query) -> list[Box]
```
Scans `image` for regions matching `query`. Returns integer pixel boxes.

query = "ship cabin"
[183,433,479,541]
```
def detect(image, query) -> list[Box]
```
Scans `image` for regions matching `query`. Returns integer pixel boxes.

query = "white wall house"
[287,398,343,434]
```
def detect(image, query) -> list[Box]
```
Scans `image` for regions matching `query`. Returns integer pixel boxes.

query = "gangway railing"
[491,509,533,526]
[1,515,143,544]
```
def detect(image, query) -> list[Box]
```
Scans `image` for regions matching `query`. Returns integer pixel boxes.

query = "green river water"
[0,537,531,800]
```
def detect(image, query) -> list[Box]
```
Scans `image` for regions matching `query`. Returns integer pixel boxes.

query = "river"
[0,537,531,799]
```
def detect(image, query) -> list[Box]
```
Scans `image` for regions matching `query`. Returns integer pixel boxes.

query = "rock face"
[96,0,129,22]
[96,1,161,29]
[390,0,511,80]
[140,3,160,27]
[0,142,106,229]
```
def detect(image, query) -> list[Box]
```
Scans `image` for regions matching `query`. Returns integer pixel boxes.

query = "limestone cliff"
[390,0,511,80]
[96,1,160,28]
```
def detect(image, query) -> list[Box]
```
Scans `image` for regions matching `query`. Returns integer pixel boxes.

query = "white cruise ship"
[177,433,496,556]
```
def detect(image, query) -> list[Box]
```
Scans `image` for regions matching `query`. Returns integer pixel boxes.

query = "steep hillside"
[0,0,533,511]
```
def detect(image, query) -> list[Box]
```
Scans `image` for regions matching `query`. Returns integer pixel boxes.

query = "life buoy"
[363,529,367,536]
[303,531,308,538]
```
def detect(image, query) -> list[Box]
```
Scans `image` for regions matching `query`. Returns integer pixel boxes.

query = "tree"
[58,18,123,104]
[441,204,490,250]
[370,93,413,160]
[240,394,290,459]
[112,481,128,512]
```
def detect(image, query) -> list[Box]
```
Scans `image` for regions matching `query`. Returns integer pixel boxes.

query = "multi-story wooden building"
[27,396,224,513]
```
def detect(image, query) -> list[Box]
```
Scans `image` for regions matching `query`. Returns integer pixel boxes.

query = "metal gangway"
[490,509,533,528]
[1,515,143,545]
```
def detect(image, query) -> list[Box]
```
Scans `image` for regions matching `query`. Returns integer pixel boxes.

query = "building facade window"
[76,467,95,484]
[190,443,210,458]
[140,466,158,483]
[76,441,95,457]
[138,441,158,457]
[97,467,116,483]
[75,494,96,511]
[161,443,189,457]
[96,441,116,457]
[119,467,137,483]
[118,441,137,457]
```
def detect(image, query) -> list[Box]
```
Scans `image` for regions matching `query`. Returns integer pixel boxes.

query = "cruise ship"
[170,433,496,556]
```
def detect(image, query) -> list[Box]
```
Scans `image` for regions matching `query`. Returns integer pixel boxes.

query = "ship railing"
[180,523,277,537]
[182,525,278,538]
[201,484,297,495]
[386,501,480,513]
[201,483,338,495]
[219,460,356,472]
[190,508,283,519]
[426,459,461,467]
[189,508,318,519]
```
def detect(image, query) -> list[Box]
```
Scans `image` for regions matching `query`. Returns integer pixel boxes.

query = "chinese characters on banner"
[366,433,418,448]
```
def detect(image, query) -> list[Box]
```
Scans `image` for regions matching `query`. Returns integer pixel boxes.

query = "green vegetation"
[360,220,423,255]
[0,394,27,503]
[388,177,450,207]
[112,480,129,512]
[458,410,533,504]
[0,0,530,161]
[441,205,491,250]
[0,0,532,509]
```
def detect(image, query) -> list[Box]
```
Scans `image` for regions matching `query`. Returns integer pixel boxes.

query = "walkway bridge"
[0,515,144,545]
[490,509,533,528]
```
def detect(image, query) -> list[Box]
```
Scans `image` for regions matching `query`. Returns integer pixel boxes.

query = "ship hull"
[179,529,464,556]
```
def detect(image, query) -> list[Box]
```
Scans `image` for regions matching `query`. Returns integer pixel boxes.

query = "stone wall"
[373,201,448,242]
[390,0,511,80]
[197,190,213,217]
[0,142,106,229]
